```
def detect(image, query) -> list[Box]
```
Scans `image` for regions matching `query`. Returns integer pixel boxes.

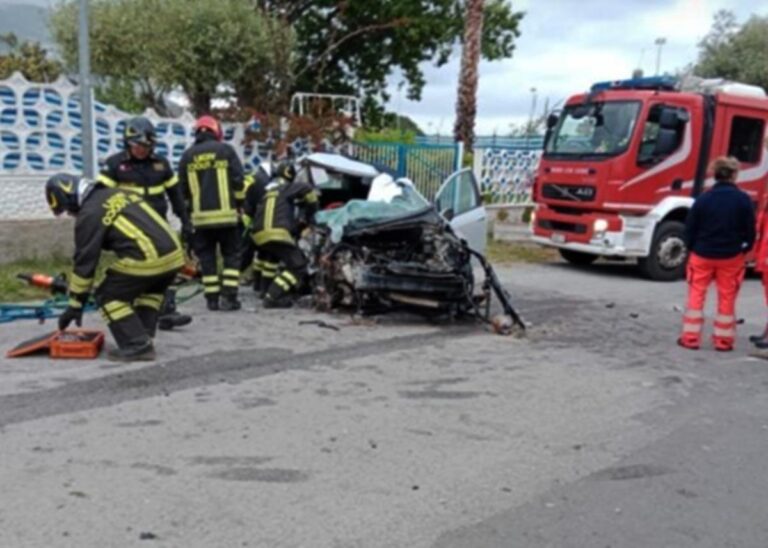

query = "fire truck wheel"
[559,249,598,266]
[638,220,687,281]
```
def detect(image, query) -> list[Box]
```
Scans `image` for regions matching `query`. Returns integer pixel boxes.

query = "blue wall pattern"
[474,147,541,205]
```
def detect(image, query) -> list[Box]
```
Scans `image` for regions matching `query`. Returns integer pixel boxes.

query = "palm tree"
[453,0,485,152]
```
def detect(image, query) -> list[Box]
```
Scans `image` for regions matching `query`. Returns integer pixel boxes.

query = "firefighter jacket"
[241,168,270,228]
[66,186,185,307]
[98,151,189,224]
[247,178,319,246]
[178,133,245,228]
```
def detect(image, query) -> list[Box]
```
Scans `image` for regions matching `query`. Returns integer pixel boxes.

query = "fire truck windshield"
[545,101,641,159]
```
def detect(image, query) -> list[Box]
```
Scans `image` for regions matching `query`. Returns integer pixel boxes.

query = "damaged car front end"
[301,154,525,334]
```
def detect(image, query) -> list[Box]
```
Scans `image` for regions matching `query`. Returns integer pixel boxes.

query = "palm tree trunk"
[454,0,484,152]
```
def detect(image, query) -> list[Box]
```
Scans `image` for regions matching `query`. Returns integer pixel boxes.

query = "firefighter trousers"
[193,226,241,298]
[679,252,745,350]
[259,242,308,301]
[95,271,178,349]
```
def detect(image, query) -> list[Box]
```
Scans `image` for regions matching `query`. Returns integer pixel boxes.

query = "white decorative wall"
[474,147,542,205]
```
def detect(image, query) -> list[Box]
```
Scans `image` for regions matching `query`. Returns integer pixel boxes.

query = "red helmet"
[194,115,222,141]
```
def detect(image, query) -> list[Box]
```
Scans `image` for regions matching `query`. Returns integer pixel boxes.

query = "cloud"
[393,0,761,135]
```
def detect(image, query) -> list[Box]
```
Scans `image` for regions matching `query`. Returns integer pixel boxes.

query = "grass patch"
[486,240,558,264]
[0,256,73,303]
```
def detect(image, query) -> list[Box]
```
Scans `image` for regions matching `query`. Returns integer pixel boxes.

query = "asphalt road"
[1,260,767,548]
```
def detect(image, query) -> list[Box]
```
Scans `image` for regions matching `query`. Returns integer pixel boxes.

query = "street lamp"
[654,37,667,76]
[528,87,538,141]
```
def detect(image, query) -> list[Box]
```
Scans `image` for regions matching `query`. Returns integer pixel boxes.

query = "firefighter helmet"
[194,115,223,141]
[45,173,83,215]
[123,116,156,148]
[274,161,296,183]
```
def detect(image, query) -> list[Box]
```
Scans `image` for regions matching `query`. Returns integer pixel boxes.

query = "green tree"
[50,0,295,115]
[94,77,145,114]
[261,0,523,103]
[0,33,62,82]
[695,11,768,91]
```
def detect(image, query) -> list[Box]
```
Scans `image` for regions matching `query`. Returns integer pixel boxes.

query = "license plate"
[551,233,565,244]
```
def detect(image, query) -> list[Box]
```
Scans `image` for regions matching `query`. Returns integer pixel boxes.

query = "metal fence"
[353,141,461,200]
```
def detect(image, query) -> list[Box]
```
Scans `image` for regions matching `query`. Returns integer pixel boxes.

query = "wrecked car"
[297,153,525,333]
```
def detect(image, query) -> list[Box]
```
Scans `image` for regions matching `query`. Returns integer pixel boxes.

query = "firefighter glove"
[58,306,83,331]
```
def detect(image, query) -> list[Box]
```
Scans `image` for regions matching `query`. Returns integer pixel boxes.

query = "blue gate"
[353,142,460,200]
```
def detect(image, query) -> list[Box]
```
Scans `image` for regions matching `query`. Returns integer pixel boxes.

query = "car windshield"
[545,101,640,158]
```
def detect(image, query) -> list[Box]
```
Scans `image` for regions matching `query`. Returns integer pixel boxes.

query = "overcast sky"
[393,0,764,136]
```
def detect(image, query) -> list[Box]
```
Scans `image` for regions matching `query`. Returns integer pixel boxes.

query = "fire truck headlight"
[529,211,536,228]
[593,219,609,233]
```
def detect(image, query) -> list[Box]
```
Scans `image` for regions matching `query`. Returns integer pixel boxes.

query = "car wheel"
[559,249,598,266]
[638,221,687,281]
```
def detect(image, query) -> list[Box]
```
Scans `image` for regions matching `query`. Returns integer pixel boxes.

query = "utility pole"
[78,0,95,178]
[654,37,667,76]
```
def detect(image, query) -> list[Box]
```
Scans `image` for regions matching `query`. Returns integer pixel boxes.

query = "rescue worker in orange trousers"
[749,198,768,348]
[178,115,245,311]
[45,174,185,362]
[678,157,755,351]
[98,116,193,330]
[244,161,318,308]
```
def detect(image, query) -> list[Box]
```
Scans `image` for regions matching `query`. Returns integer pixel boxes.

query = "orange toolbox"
[6,330,105,359]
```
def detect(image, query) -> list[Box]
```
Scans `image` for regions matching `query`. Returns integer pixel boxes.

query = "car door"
[434,168,487,254]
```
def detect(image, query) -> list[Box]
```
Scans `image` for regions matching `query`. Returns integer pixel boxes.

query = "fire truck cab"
[531,76,768,280]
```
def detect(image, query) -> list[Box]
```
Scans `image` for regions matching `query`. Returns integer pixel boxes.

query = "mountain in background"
[0,2,55,53]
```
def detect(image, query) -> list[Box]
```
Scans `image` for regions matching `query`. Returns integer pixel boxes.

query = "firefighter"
[178,115,245,311]
[678,156,755,352]
[98,116,192,330]
[240,161,273,295]
[247,161,318,308]
[45,174,185,361]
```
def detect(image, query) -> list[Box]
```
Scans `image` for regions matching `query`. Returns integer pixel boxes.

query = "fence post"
[397,143,408,177]
[455,140,464,172]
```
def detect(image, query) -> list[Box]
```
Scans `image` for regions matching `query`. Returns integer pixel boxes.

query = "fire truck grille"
[541,184,596,202]
[538,219,588,234]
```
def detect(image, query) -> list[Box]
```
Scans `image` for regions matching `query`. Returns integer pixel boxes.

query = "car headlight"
[593,219,609,233]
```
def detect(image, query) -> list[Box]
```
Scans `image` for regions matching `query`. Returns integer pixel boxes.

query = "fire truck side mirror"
[546,113,559,129]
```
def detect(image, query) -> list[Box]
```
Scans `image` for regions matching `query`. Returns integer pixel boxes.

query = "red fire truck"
[531,76,768,280]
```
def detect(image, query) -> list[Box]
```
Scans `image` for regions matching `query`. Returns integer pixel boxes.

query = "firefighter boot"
[263,281,294,309]
[107,340,156,362]
[220,290,242,312]
[107,315,156,362]
[750,322,768,347]
[158,289,193,331]
[206,293,220,311]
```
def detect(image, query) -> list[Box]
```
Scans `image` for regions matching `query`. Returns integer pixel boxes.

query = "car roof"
[305,153,381,178]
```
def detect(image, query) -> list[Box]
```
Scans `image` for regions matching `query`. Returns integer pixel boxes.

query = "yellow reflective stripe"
[111,249,185,277]
[163,175,178,189]
[235,189,246,201]
[102,300,133,322]
[68,298,83,309]
[189,170,201,214]
[113,216,159,260]
[274,277,290,291]
[222,279,239,288]
[281,271,298,286]
[244,174,254,189]
[202,275,219,284]
[204,285,220,294]
[138,202,182,248]
[134,293,164,310]
[69,272,93,294]
[145,184,166,196]
[264,191,277,230]
[253,228,293,246]
[97,173,118,187]
[303,190,318,203]
[222,269,239,278]
[191,210,239,227]
[217,166,231,211]
[242,214,252,227]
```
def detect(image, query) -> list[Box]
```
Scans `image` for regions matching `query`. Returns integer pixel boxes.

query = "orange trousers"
[679,253,745,350]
